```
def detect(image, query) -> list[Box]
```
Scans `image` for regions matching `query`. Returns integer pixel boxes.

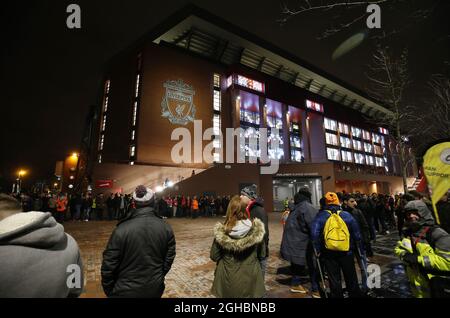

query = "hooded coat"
[101,206,176,297]
[210,218,266,298]
[0,212,83,297]
[280,194,318,265]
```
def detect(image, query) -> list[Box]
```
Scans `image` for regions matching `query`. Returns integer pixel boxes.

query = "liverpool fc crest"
[161,79,196,125]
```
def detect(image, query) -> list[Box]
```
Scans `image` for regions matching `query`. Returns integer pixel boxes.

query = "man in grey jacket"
[0,194,83,297]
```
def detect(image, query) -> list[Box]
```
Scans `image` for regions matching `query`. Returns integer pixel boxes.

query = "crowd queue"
[0,184,449,298]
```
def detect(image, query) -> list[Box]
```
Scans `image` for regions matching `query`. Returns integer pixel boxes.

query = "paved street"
[64,213,412,298]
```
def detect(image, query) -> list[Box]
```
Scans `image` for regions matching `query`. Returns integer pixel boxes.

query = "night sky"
[1,0,448,191]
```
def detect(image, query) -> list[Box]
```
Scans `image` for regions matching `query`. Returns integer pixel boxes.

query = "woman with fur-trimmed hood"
[210,195,266,298]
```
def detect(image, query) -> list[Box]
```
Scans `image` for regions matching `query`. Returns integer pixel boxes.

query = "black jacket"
[101,206,176,297]
[249,198,269,256]
[344,205,371,246]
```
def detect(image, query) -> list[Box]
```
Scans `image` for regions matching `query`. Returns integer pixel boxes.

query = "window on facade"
[130,145,136,157]
[364,142,373,153]
[375,157,384,167]
[98,154,102,163]
[306,100,324,113]
[267,115,283,129]
[354,153,365,164]
[341,150,353,162]
[104,96,109,113]
[99,135,105,150]
[291,135,301,148]
[135,74,140,98]
[240,109,260,125]
[213,74,220,88]
[291,149,303,162]
[131,130,135,141]
[365,155,375,166]
[213,152,220,162]
[351,126,362,139]
[327,147,341,161]
[362,130,371,141]
[372,133,381,144]
[101,115,107,132]
[213,90,221,112]
[242,127,260,158]
[338,123,350,135]
[340,136,352,149]
[326,133,338,146]
[132,101,138,126]
[213,114,221,136]
[324,118,337,131]
[379,127,389,135]
[374,145,383,156]
[353,140,363,151]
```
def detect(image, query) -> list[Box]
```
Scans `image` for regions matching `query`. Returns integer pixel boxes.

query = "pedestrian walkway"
[64,213,412,298]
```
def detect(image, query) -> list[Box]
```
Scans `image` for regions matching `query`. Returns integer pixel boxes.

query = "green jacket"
[210,218,266,298]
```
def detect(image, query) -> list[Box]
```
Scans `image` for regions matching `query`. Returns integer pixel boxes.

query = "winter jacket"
[210,218,266,298]
[248,198,269,257]
[343,205,371,246]
[437,201,450,234]
[101,206,176,297]
[395,225,450,297]
[311,205,362,256]
[280,195,318,265]
[0,212,83,297]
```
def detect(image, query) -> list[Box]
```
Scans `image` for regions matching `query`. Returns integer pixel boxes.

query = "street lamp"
[17,169,27,194]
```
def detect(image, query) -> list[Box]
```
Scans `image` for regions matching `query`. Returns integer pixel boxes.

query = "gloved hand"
[402,253,419,265]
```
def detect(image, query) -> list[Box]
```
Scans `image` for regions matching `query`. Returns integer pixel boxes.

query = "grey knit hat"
[241,184,257,200]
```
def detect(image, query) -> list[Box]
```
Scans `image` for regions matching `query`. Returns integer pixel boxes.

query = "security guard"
[395,200,450,298]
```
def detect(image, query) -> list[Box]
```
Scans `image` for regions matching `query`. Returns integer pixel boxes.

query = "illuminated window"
[130,145,136,157]
[104,96,109,113]
[327,148,341,161]
[213,114,221,136]
[338,123,350,135]
[379,127,389,135]
[326,133,338,146]
[135,74,140,98]
[291,149,302,162]
[362,130,371,141]
[213,90,221,112]
[213,153,220,162]
[372,133,381,144]
[214,74,220,88]
[341,150,353,163]
[306,100,324,113]
[131,130,135,141]
[353,140,363,151]
[364,142,373,153]
[324,118,337,131]
[354,153,365,164]
[98,154,102,163]
[351,126,362,139]
[340,136,352,149]
[101,115,107,131]
[226,76,232,88]
[240,109,260,125]
[375,157,384,167]
[374,145,383,156]
[365,155,375,166]
[99,135,105,150]
[290,135,301,148]
[132,101,138,126]
[267,115,283,129]
[130,161,135,166]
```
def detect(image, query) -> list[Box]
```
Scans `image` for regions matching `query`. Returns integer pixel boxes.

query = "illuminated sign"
[226,74,265,93]
[161,79,196,125]
[306,100,324,113]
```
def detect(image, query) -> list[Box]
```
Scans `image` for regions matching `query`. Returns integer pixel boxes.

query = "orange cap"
[325,192,340,206]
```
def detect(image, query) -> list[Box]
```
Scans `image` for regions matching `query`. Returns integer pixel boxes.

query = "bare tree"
[366,46,413,193]
[279,0,439,40]
[407,74,450,154]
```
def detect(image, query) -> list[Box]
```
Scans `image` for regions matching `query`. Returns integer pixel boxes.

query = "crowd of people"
[1,184,449,298]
